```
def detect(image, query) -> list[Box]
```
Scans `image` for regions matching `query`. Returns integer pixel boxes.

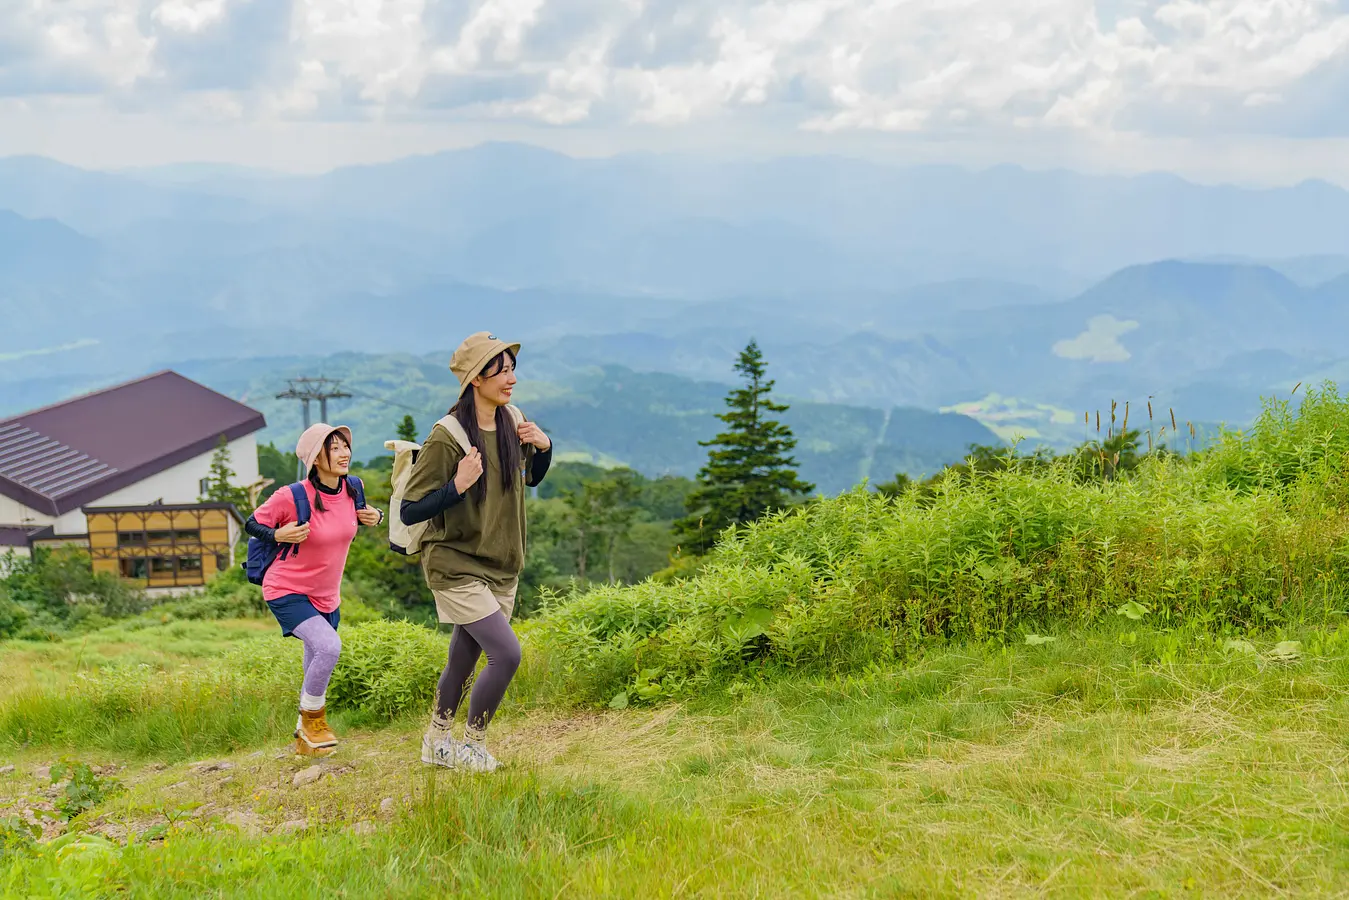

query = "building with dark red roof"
[0,371,266,589]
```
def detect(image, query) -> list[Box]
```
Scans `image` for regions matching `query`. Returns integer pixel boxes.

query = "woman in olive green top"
[400,332,553,772]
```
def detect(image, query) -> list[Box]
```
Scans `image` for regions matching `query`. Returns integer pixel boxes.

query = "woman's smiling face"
[473,351,517,409]
[316,432,351,478]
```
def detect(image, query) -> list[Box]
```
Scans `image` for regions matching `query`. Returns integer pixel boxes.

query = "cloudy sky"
[4,0,1349,183]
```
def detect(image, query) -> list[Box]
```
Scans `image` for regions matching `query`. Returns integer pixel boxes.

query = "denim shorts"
[266,593,340,637]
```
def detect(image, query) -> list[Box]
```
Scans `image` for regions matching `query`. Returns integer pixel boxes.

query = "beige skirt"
[431,579,518,626]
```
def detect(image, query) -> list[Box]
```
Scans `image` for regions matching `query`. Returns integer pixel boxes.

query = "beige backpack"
[385,405,525,556]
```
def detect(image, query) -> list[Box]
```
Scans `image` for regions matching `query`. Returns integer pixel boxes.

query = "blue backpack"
[243,477,365,586]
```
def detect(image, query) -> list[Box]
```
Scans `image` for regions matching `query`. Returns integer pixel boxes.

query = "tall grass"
[0,621,451,758]
[6,624,1349,898]
[528,385,1349,704]
[8,386,1349,752]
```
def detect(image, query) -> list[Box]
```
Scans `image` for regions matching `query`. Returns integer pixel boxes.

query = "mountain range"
[4,142,1349,449]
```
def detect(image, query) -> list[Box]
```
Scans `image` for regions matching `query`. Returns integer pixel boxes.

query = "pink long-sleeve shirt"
[251,480,358,613]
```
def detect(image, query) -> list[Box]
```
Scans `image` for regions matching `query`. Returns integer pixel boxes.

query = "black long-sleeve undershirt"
[527,445,553,488]
[400,446,552,527]
[243,515,274,543]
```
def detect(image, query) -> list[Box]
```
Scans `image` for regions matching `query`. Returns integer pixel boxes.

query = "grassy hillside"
[1,618,1345,897]
[3,384,1349,895]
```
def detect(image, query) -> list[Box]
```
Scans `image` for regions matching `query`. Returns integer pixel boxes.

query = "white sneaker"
[421,730,458,769]
[456,741,500,773]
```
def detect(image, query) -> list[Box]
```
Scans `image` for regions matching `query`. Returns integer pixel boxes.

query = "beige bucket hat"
[296,423,353,473]
[450,332,520,398]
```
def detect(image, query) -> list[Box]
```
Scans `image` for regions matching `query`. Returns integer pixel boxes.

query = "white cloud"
[4,0,1349,165]
[1053,314,1140,363]
[153,0,230,34]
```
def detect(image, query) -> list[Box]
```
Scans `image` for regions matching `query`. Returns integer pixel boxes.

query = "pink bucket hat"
[295,423,353,473]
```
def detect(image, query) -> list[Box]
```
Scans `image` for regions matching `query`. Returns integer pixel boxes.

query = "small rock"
[248,751,264,759]
[187,804,215,819]
[223,811,263,835]
[146,763,166,772]
[276,819,309,833]
[33,765,50,781]
[348,821,376,835]
[169,781,189,790]
[219,777,235,786]
[379,798,395,818]
[94,822,129,842]
[0,765,14,776]
[292,765,324,788]
[192,760,234,773]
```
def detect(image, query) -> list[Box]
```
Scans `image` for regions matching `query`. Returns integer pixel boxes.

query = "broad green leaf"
[1223,638,1257,655]
[1269,640,1302,661]
[1025,634,1056,645]
[1116,600,1149,621]
[608,692,629,710]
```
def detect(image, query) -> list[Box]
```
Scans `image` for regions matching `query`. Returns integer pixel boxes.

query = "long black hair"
[307,431,358,513]
[450,349,522,503]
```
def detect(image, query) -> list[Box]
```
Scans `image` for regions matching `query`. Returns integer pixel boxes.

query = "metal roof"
[0,371,266,516]
[0,424,118,502]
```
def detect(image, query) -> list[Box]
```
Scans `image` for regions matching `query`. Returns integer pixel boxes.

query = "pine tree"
[200,435,249,510]
[675,340,813,553]
[396,415,418,442]
[562,470,641,583]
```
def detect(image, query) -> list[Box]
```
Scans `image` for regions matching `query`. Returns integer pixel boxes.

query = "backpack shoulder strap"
[431,414,472,454]
[346,475,366,510]
[289,482,311,525]
[505,404,525,427]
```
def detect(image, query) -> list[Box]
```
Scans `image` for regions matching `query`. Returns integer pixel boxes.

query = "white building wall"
[0,494,54,528]
[47,434,260,536]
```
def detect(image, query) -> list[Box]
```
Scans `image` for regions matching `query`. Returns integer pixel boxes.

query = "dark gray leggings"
[434,611,522,730]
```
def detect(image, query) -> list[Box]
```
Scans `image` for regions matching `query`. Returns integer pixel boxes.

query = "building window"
[200,477,212,496]
[117,531,146,546]
[175,530,200,543]
[146,530,174,544]
[178,556,202,573]
[120,559,148,579]
[150,557,175,574]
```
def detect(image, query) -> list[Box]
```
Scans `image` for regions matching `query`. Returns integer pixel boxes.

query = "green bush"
[528,385,1349,705]
[0,592,28,639]
[326,619,447,721]
[1,548,148,629]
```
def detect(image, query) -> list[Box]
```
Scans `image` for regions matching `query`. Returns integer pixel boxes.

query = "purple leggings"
[294,616,341,699]
[434,612,522,730]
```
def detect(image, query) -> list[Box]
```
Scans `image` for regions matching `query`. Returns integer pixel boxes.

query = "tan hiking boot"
[296,707,337,753]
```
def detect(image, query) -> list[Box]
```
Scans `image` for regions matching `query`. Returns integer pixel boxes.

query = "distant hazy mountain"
[5,142,1349,439]
[6,143,1349,300]
[0,210,99,283]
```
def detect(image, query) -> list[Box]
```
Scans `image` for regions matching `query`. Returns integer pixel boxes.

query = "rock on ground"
[223,811,264,835]
[292,766,324,788]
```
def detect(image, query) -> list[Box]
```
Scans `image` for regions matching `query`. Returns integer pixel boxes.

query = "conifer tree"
[396,415,418,442]
[676,340,813,552]
[200,435,249,510]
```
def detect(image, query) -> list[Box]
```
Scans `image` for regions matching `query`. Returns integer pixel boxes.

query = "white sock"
[300,692,326,712]
[464,723,487,747]
[427,714,452,734]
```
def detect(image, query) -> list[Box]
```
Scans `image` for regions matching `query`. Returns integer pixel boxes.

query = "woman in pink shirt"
[245,423,383,755]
